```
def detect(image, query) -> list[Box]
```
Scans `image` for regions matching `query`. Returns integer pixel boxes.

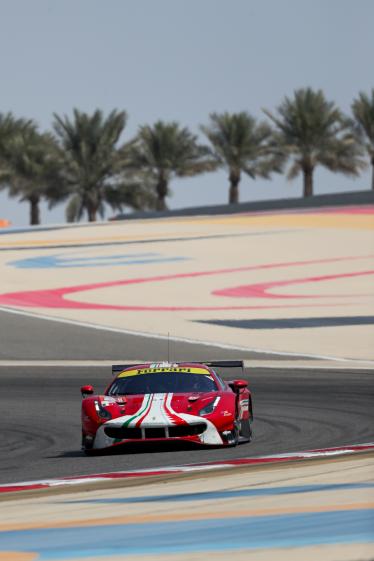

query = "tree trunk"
[86,196,98,222]
[229,170,240,204]
[302,166,314,198]
[87,207,97,222]
[29,196,40,225]
[156,174,168,211]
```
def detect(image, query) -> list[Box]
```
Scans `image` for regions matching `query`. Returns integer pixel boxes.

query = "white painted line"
[1,305,373,365]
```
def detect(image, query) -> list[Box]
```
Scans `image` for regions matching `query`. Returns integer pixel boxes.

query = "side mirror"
[81,385,94,397]
[229,379,248,392]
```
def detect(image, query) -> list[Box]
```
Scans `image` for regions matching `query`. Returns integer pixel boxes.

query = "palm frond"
[352,89,374,156]
[53,108,128,221]
[202,111,283,189]
[125,120,215,208]
[263,88,364,190]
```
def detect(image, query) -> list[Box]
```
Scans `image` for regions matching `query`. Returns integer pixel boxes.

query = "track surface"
[0,310,305,362]
[0,312,373,484]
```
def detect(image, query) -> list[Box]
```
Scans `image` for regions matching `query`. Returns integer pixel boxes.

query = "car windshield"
[108,372,218,395]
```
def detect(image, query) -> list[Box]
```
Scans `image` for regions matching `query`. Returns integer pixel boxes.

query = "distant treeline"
[0,87,373,225]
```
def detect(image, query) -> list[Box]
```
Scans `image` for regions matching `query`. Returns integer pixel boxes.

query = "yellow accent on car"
[118,367,210,378]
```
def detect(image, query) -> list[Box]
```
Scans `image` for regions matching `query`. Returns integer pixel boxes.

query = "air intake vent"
[104,423,207,440]
[169,423,206,437]
[104,427,142,439]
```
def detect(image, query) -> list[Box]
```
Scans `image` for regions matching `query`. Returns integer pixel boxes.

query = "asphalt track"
[0,311,373,485]
[0,309,305,362]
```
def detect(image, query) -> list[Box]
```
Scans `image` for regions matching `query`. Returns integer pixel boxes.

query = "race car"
[80,360,253,452]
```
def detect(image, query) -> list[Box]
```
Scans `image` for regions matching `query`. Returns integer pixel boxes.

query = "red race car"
[81,360,253,452]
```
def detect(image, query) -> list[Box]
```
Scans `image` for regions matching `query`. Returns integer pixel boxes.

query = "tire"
[239,418,252,442]
[82,433,94,453]
[226,420,240,447]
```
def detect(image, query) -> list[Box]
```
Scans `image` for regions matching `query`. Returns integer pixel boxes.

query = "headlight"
[98,408,112,420]
[199,397,220,416]
[95,400,112,420]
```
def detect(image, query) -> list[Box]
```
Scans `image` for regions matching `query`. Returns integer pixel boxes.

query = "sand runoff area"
[0,204,373,363]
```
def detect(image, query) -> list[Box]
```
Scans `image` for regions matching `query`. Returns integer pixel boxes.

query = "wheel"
[82,433,94,453]
[239,418,252,442]
[225,420,240,447]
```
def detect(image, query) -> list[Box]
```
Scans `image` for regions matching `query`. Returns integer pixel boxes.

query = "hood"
[104,392,223,427]
[118,392,218,415]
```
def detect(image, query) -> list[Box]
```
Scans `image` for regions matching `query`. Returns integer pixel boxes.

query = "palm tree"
[201,112,283,204]
[128,121,217,211]
[104,174,158,217]
[61,171,158,222]
[0,112,34,185]
[0,112,34,153]
[4,125,62,225]
[352,90,374,190]
[263,88,365,198]
[53,108,139,222]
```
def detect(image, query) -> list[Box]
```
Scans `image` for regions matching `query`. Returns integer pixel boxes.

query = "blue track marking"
[64,482,374,504]
[0,510,373,559]
[8,252,189,269]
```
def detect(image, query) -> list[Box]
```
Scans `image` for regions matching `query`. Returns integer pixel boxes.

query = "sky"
[0,0,373,226]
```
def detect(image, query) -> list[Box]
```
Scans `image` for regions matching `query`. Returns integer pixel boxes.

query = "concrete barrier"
[111,190,374,221]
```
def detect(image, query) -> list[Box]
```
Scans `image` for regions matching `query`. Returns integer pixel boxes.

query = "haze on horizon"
[0,0,373,226]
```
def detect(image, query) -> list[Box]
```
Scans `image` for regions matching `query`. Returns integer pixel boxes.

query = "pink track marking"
[0,254,372,311]
[213,270,374,299]
[237,204,374,217]
[317,205,374,215]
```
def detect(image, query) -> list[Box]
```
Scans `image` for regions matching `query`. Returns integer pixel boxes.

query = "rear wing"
[192,360,244,370]
[112,364,139,376]
[193,361,244,379]
[111,360,244,377]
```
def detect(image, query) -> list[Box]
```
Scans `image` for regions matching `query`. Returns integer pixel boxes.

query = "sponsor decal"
[240,399,249,412]
[118,367,211,378]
